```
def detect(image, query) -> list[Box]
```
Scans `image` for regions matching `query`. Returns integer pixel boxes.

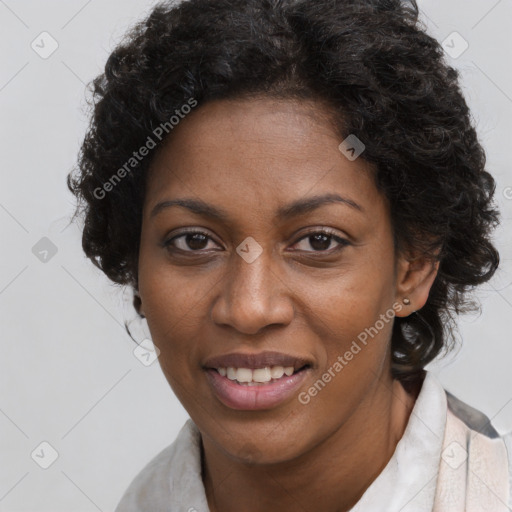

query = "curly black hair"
[67,0,500,385]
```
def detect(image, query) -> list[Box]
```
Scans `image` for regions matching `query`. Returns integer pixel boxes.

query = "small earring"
[403,297,411,305]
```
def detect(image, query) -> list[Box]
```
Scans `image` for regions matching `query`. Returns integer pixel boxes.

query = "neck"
[202,372,421,512]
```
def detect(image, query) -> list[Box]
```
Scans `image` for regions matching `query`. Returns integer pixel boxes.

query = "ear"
[394,248,440,318]
[134,289,146,318]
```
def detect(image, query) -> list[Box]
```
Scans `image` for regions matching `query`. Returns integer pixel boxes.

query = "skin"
[137,97,439,512]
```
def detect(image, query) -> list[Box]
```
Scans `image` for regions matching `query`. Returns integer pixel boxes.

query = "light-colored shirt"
[115,370,512,511]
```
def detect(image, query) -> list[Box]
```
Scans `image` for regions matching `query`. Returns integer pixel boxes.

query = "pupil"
[310,234,331,251]
[187,233,207,250]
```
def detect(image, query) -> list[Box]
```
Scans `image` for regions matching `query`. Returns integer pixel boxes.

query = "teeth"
[217,365,299,384]
[236,368,253,383]
[270,366,284,379]
[253,367,272,382]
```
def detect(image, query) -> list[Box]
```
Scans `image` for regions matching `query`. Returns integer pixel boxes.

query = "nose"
[210,247,294,335]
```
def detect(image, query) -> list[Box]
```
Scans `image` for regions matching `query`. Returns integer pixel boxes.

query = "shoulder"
[443,384,512,508]
[114,419,204,512]
[445,389,501,438]
[503,430,512,509]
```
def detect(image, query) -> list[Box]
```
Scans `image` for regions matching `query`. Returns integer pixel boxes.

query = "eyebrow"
[149,193,363,222]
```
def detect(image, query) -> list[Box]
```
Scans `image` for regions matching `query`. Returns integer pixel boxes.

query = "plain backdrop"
[1,0,511,510]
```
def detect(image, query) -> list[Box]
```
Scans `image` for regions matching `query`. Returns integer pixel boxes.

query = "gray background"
[1,0,511,510]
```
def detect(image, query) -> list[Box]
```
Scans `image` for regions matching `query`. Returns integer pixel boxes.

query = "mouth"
[202,351,313,410]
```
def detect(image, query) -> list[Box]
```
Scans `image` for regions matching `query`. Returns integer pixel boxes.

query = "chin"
[223,435,306,466]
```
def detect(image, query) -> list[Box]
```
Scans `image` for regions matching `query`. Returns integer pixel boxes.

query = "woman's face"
[137,97,429,463]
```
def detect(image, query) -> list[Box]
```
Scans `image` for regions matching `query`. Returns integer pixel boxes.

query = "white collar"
[115,371,453,511]
[349,371,447,511]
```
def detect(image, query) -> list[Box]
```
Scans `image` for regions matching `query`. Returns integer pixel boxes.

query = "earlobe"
[395,253,440,317]
[134,290,146,318]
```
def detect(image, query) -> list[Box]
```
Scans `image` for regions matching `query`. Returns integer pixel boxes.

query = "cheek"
[138,243,219,328]
[309,287,394,378]
[296,280,397,421]
[137,268,206,372]
[300,253,395,330]
[297,256,396,375]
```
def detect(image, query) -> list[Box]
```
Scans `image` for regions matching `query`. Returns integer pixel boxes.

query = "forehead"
[143,97,385,221]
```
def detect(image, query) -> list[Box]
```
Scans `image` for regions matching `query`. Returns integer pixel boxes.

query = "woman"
[67,0,512,510]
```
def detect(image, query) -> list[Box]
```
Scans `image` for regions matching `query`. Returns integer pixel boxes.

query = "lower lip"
[205,368,310,410]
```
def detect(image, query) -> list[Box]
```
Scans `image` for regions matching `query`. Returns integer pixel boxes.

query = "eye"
[164,228,350,255]
[164,230,221,252]
[291,229,350,253]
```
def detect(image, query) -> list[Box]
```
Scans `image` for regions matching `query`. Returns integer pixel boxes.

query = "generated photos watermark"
[93,97,198,200]
[298,301,404,405]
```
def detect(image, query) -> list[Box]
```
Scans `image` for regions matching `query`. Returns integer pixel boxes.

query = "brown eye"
[292,230,350,253]
[164,231,220,252]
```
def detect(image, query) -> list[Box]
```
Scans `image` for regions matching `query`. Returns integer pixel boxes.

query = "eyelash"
[163,228,350,254]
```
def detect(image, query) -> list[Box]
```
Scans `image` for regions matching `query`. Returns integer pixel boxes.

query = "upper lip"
[203,351,312,371]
